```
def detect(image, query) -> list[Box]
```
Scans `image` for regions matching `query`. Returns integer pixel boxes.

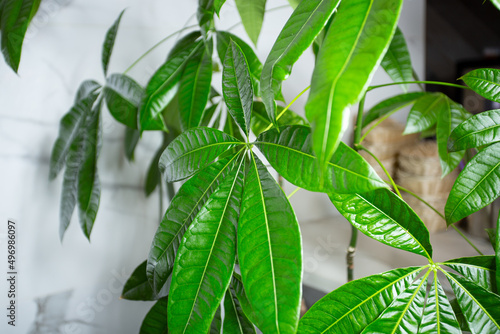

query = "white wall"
[0,0,425,333]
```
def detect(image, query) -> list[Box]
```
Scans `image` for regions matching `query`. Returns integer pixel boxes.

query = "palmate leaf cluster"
[47,0,500,333]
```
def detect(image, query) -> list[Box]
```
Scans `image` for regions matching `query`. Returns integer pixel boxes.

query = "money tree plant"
[46,0,500,333]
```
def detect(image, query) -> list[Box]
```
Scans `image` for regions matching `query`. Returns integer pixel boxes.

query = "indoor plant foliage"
[44,0,500,333]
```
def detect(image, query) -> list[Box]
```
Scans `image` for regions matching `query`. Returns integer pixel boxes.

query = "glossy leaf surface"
[214,0,226,16]
[102,9,125,76]
[103,73,144,129]
[362,92,425,128]
[238,153,302,333]
[140,298,168,334]
[330,188,433,259]
[261,0,340,124]
[122,260,156,301]
[159,127,243,182]
[445,142,500,223]
[381,27,413,91]
[443,256,497,292]
[224,285,256,334]
[167,160,244,333]
[404,92,445,134]
[298,267,423,333]
[234,0,266,45]
[461,68,500,103]
[448,109,500,151]
[251,102,306,136]
[256,126,387,194]
[306,0,403,167]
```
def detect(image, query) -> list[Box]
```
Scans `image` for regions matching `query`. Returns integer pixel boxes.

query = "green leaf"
[121,260,157,301]
[256,125,387,193]
[223,112,245,142]
[449,298,471,332]
[222,40,253,137]
[287,0,300,9]
[486,228,497,251]
[497,213,500,292]
[231,273,259,327]
[492,0,500,11]
[159,127,244,182]
[298,267,423,333]
[140,298,168,334]
[330,188,433,259]
[101,9,125,76]
[444,271,500,333]
[418,274,461,334]
[234,0,266,45]
[436,98,470,177]
[361,272,429,333]
[1,0,41,72]
[238,153,302,333]
[448,109,500,152]
[144,140,168,197]
[306,0,403,168]
[140,33,202,132]
[262,0,339,124]
[103,73,144,129]
[49,81,100,180]
[214,0,226,16]
[381,27,413,91]
[224,285,256,334]
[443,256,497,292]
[124,127,140,161]
[404,92,445,134]
[147,155,240,295]
[445,142,500,224]
[251,101,307,137]
[179,43,213,130]
[461,68,500,103]
[167,158,245,333]
[362,92,425,128]
[210,306,222,334]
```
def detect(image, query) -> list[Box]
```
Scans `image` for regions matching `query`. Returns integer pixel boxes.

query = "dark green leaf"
[306,0,403,168]
[361,272,429,333]
[497,213,500,292]
[75,81,102,103]
[404,92,445,134]
[224,285,256,334]
[298,267,423,333]
[147,155,240,295]
[210,306,222,334]
[144,137,170,197]
[223,111,245,142]
[262,0,339,125]
[448,109,500,152]
[443,256,496,293]
[103,73,144,129]
[450,298,471,332]
[222,40,253,136]
[251,101,306,136]
[256,125,387,193]
[139,298,168,334]
[1,0,41,72]
[122,260,156,301]
[124,127,140,161]
[231,273,259,327]
[179,44,213,130]
[486,228,497,250]
[445,142,500,224]
[101,9,125,76]
[238,153,302,333]
[159,127,244,182]
[461,68,500,103]
[445,271,500,333]
[418,274,461,334]
[330,188,433,259]
[362,92,426,128]
[197,0,215,42]
[234,0,266,45]
[381,27,413,91]
[167,158,245,333]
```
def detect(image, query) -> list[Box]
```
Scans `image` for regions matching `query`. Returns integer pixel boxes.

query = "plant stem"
[368,80,471,92]
[262,85,310,132]
[123,24,198,74]
[396,184,484,256]
[287,187,301,199]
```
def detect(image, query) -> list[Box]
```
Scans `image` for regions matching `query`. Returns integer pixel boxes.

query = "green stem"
[287,187,301,199]
[450,225,484,256]
[263,85,310,132]
[123,24,198,74]
[368,80,471,92]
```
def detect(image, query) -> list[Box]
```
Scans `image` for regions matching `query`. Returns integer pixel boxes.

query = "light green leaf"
[448,109,500,152]
[381,27,413,91]
[492,0,500,11]
[224,284,256,334]
[179,44,213,130]
[298,267,423,333]
[362,92,425,128]
[222,40,253,136]
[262,0,339,125]
[167,158,245,333]
[251,101,307,137]
[1,0,41,72]
[418,274,461,334]
[147,155,240,295]
[256,125,387,193]
[443,256,497,293]
[234,0,266,45]
[445,142,500,224]
[404,92,445,134]
[101,9,125,76]
[287,0,300,9]
[210,306,222,334]
[461,68,500,103]
[214,0,226,16]
[444,271,500,333]
[158,127,244,182]
[361,272,429,333]
[103,73,144,129]
[238,153,302,333]
[122,260,157,301]
[139,298,168,334]
[330,188,433,259]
